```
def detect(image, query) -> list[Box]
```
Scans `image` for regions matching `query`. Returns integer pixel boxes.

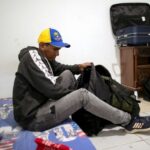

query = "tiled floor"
[90,98,150,150]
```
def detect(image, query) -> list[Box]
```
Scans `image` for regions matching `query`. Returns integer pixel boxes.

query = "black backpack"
[102,76,140,116]
[72,65,140,136]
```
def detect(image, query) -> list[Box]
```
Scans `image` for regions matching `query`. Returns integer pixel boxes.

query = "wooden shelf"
[137,65,150,69]
[120,46,150,90]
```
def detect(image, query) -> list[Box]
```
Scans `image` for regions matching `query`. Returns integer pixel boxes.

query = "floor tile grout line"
[101,139,149,150]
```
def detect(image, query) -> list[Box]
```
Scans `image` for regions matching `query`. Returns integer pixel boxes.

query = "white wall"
[0,0,150,97]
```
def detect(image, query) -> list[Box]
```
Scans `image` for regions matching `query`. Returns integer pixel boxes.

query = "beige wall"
[0,0,150,97]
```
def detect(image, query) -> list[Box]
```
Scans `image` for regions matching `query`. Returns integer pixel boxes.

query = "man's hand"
[79,62,92,72]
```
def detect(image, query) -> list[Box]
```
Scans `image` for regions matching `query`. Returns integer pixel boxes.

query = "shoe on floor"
[124,116,150,133]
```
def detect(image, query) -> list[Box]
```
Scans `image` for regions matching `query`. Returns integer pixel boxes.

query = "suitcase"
[116,25,150,46]
[110,3,150,46]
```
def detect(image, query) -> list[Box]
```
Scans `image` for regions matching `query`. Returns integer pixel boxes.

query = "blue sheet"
[0,98,96,150]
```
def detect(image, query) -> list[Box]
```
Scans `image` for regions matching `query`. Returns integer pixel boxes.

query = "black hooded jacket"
[13,46,81,127]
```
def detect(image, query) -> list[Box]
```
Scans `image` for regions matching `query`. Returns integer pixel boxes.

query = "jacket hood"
[18,46,38,61]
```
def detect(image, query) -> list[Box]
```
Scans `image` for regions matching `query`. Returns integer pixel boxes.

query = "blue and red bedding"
[0,98,96,150]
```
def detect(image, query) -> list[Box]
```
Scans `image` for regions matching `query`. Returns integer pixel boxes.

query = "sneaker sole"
[125,128,150,134]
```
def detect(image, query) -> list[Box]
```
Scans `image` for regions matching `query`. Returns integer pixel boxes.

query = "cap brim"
[50,42,70,48]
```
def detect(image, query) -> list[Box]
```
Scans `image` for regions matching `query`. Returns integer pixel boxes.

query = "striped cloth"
[0,138,16,150]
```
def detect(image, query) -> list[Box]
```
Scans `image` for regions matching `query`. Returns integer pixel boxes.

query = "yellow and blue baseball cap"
[38,28,70,48]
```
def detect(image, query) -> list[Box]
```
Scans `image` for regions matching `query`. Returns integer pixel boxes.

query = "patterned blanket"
[0,98,96,150]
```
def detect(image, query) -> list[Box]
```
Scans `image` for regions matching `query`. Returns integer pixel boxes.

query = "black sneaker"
[124,116,150,133]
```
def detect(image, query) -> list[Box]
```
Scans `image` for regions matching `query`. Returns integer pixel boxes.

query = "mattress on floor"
[0,98,96,150]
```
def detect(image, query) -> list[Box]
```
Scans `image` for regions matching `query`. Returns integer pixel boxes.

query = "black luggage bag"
[110,3,150,46]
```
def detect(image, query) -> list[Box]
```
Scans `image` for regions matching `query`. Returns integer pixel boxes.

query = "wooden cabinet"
[120,46,150,90]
